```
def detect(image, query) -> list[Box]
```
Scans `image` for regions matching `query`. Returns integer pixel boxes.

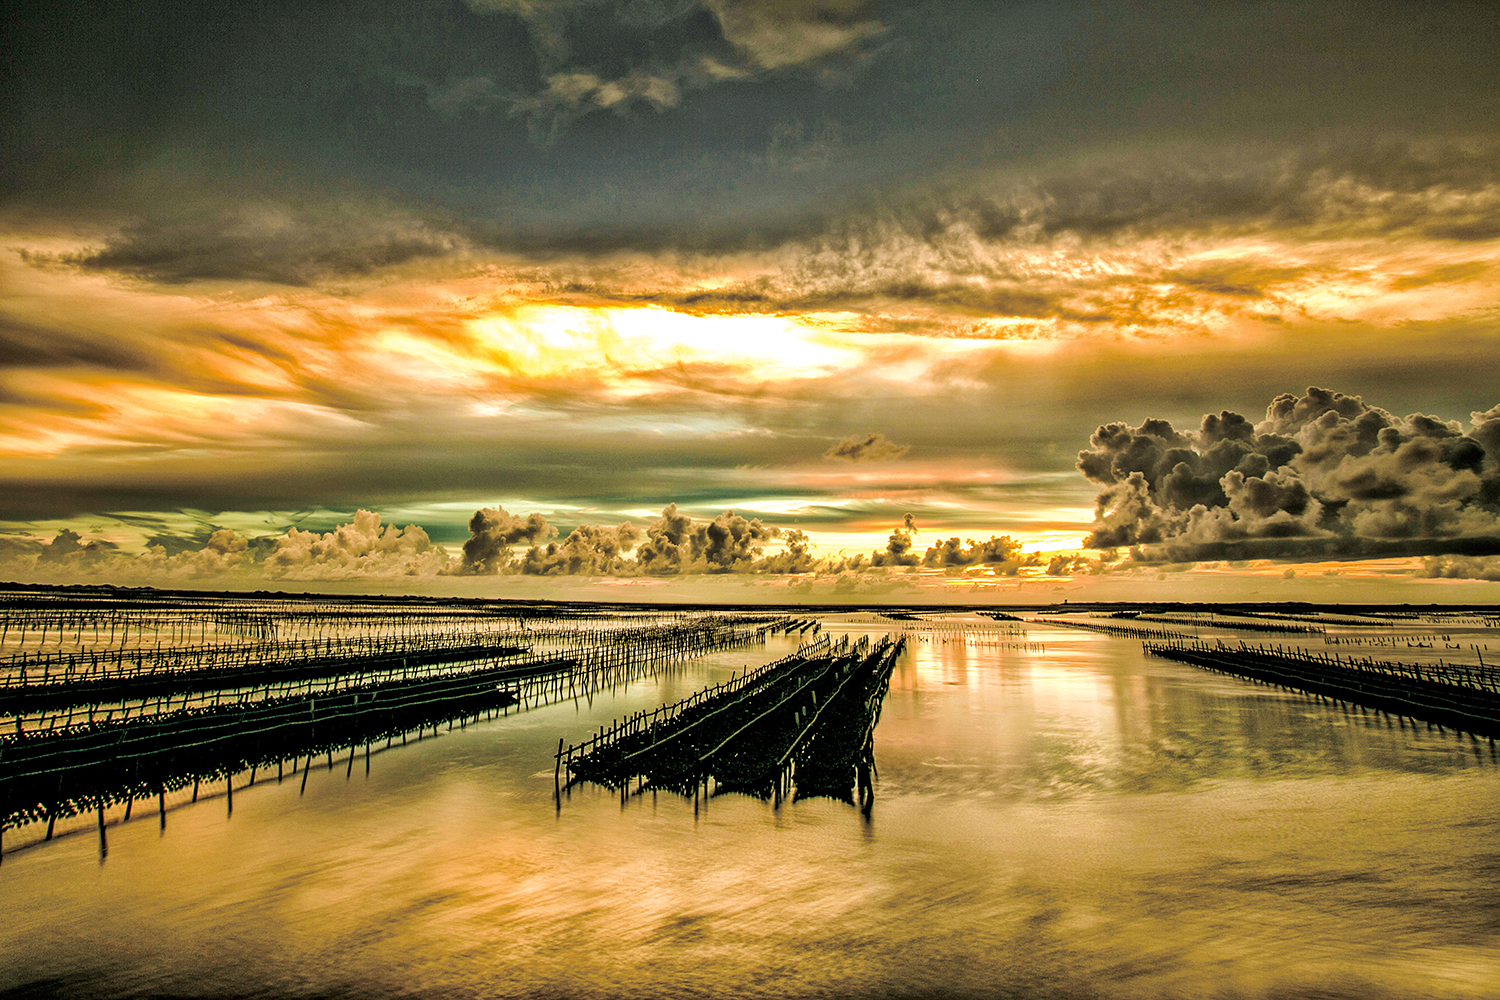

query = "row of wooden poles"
[0,618,531,679]
[0,599,669,655]
[1142,637,1500,739]
[8,643,540,732]
[0,604,518,646]
[0,606,758,679]
[4,613,792,737]
[557,628,830,781]
[1033,618,1192,642]
[558,632,905,807]
[1142,634,1500,694]
[1323,634,1485,649]
[1,611,801,713]
[5,615,798,731]
[1122,613,1324,635]
[0,612,793,858]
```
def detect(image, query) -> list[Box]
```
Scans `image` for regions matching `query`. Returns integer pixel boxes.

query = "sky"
[2,0,1499,602]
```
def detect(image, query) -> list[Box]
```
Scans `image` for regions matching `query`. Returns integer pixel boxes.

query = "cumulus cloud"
[35,528,112,566]
[870,521,918,567]
[137,528,254,579]
[13,526,247,581]
[854,514,1035,575]
[1417,554,1500,582]
[823,432,909,462]
[453,502,849,577]
[0,511,452,583]
[1045,553,1103,577]
[1078,387,1500,563]
[265,511,451,580]
[0,503,863,586]
[634,503,780,574]
[753,527,821,573]
[460,505,557,574]
[519,521,641,575]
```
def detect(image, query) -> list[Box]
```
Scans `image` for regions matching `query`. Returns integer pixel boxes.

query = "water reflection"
[1,617,1497,1000]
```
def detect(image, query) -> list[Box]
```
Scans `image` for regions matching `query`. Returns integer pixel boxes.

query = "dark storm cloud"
[7,1,1498,284]
[1078,388,1500,563]
[501,138,1500,337]
[765,141,1500,312]
[0,411,841,522]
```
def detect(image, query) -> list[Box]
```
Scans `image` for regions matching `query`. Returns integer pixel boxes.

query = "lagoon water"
[2,614,1497,999]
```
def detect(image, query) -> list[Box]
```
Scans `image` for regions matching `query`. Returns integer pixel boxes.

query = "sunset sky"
[3,0,1498,601]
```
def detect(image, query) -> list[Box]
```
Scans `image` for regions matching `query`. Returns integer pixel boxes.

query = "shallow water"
[3,616,1497,999]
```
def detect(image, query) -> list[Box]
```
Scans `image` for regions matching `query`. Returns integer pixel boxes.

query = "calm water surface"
[3,614,1497,999]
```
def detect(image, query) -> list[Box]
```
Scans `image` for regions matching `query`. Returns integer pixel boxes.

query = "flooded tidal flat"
[2,604,1499,1000]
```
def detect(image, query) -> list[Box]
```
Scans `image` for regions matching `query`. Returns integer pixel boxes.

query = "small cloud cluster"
[1045,553,1102,577]
[920,534,1033,575]
[1078,387,1500,563]
[862,513,1037,576]
[457,503,838,579]
[824,432,909,463]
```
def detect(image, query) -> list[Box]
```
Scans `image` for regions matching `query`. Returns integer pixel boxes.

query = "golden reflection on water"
[2,618,1498,999]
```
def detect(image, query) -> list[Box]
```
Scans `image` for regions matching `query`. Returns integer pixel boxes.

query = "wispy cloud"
[452,0,883,139]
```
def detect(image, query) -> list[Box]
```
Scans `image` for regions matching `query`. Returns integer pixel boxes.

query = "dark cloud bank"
[1079,387,1500,577]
